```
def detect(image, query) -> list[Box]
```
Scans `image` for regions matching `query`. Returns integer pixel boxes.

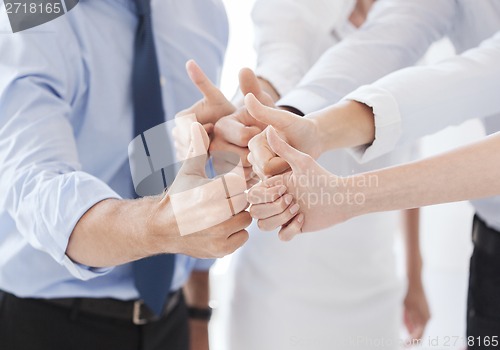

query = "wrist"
[188,306,213,321]
[311,100,375,152]
[337,174,374,220]
[407,257,423,284]
[407,276,424,291]
[144,194,180,256]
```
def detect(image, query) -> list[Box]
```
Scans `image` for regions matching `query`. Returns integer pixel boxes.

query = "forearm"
[67,196,176,268]
[402,208,423,285]
[310,100,375,153]
[348,133,500,217]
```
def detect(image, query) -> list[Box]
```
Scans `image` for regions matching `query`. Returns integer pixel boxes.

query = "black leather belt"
[473,215,500,256]
[2,289,182,326]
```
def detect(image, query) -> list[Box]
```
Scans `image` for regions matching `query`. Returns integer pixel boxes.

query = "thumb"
[266,126,309,174]
[239,68,274,106]
[179,122,210,177]
[186,59,227,103]
[245,93,294,129]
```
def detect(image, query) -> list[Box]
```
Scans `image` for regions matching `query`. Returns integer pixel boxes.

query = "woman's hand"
[247,126,357,241]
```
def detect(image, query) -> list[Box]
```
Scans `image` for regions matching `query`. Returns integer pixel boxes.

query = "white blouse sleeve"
[252,0,355,96]
[278,0,456,113]
[345,31,500,163]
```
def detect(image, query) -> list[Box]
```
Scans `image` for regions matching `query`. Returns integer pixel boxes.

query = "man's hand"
[210,68,274,187]
[68,121,250,267]
[245,93,322,179]
[150,122,251,258]
[247,127,353,241]
[173,60,236,161]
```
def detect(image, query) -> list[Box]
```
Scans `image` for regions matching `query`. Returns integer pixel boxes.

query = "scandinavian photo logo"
[3,0,79,33]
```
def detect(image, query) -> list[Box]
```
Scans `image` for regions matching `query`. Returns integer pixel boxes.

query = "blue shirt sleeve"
[193,258,216,271]
[0,21,120,281]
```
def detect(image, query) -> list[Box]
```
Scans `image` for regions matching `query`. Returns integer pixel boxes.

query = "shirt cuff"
[193,258,216,271]
[277,88,334,115]
[35,171,122,280]
[342,85,403,163]
[63,259,114,281]
[255,65,297,98]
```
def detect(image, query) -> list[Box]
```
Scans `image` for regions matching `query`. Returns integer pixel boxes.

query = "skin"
[67,123,251,267]
[245,93,375,177]
[248,124,500,233]
[68,123,251,349]
[402,208,431,343]
[249,127,432,340]
[172,61,273,187]
[178,62,431,342]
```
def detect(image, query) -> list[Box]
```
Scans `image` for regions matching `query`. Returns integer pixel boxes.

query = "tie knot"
[135,0,151,16]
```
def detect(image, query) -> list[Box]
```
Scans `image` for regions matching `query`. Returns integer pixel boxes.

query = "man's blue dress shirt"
[0,0,228,299]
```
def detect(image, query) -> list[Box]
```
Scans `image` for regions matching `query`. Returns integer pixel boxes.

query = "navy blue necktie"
[131,0,176,316]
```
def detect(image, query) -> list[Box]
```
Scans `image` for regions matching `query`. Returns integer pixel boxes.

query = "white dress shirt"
[226,2,417,349]
[253,0,356,96]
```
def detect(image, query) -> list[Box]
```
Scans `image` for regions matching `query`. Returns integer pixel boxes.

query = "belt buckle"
[133,300,148,325]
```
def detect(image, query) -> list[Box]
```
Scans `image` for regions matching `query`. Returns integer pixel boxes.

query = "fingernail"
[290,203,300,215]
[297,214,304,223]
[284,194,293,205]
[278,185,287,196]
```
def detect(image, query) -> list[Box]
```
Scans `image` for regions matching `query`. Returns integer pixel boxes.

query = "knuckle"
[257,219,269,231]
[238,211,252,227]
[238,231,250,246]
[213,121,224,135]
[239,128,256,145]
[280,198,290,211]
[248,133,262,149]
[249,205,258,218]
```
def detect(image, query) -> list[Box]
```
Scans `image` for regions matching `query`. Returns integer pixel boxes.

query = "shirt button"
[160,76,166,87]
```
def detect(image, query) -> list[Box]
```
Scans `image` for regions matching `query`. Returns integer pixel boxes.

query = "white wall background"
[211,1,485,349]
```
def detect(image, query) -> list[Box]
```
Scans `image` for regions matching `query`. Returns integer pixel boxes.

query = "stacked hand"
[245,93,322,178]
[173,60,236,156]
[154,122,251,258]
[172,62,355,242]
[247,126,354,241]
[173,61,274,187]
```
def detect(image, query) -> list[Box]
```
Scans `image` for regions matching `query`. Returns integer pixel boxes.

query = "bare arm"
[247,127,500,240]
[403,209,422,287]
[350,133,500,217]
[401,209,430,341]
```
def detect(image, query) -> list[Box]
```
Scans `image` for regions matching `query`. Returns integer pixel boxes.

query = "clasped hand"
[172,61,355,244]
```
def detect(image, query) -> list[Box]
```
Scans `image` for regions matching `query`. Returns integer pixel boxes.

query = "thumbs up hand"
[173,60,236,161]
[156,122,251,258]
[210,68,273,187]
[248,127,353,241]
[245,94,322,179]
